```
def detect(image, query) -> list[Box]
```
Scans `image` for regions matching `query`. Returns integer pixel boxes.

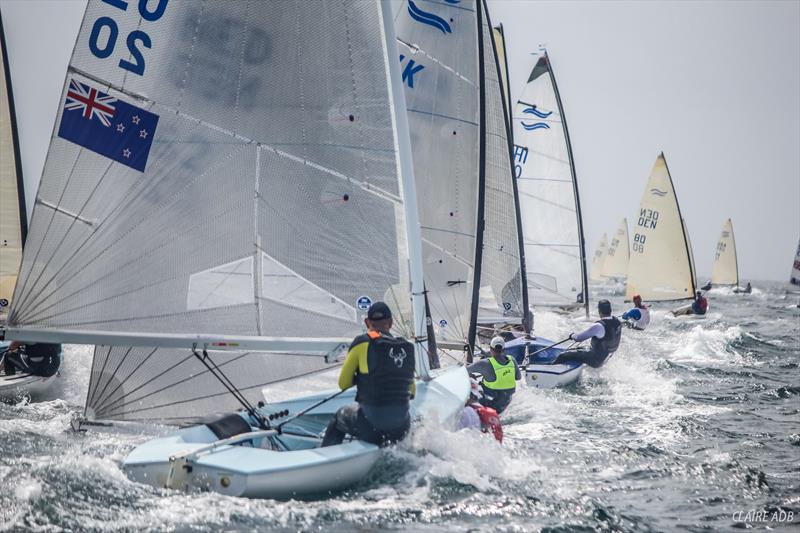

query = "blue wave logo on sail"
[650,188,668,197]
[408,0,452,34]
[523,106,552,119]
[521,122,550,131]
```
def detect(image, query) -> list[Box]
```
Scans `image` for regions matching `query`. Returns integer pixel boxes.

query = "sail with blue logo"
[512,51,589,312]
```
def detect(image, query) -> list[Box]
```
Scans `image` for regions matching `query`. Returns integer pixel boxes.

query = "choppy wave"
[1,282,798,532]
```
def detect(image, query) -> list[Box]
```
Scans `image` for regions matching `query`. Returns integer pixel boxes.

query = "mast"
[484,2,530,333]
[380,0,431,378]
[545,50,589,317]
[661,152,696,295]
[0,12,27,245]
[466,0,489,362]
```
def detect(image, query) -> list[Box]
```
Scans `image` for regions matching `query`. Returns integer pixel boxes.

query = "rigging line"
[407,108,479,128]
[88,345,134,410]
[516,177,571,183]
[14,124,245,321]
[90,345,159,412]
[516,190,575,212]
[98,362,339,419]
[11,150,91,319]
[194,348,268,429]
[396,39,477,87]
[18,197,250,324]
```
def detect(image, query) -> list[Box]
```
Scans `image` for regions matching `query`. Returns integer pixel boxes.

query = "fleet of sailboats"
[0,0,787,501]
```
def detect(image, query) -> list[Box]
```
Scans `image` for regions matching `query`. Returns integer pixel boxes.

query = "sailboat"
[704,218,742,290]
[511,50,589,315]
[4,0,468,498]
[589,233,609,282]
[625,153,697,304]
[0,12,61,399]
[603,218,630,283]
[788,239,800,296]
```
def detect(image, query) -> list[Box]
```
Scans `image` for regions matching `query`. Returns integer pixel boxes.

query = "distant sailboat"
[512,51,589,314]
[709,218,739,287]
[590,233,609,282]
[789,239,800,295]
[602,218,630,282]
[625,153,696,302]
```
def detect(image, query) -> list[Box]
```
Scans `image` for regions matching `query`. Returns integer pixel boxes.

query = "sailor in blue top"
[622,294,651,330]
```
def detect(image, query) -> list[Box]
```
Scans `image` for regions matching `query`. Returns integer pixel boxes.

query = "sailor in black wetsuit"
[0,342,61,377]
[321,302,416,447]
[551,299,622,368]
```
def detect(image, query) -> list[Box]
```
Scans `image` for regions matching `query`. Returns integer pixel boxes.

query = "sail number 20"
[88,0,169,76]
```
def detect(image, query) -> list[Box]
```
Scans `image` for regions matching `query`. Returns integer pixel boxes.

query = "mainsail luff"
[0,12,27,322]
[710,218,738,286]
[7,1,425,357]
[625,152,696,302]
[492,23,513,138]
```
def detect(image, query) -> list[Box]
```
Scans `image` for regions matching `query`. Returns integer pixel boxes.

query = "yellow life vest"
[483,356,516,390]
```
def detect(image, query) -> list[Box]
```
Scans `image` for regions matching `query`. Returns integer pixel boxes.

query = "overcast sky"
[1,0,798,281]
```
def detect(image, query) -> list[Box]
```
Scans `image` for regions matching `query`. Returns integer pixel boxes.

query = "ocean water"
[1,283,798,532]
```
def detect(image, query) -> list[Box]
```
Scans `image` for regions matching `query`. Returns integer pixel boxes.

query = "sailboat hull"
[123,365,469,499]
[0,342,59,400]
[504,337,582,388]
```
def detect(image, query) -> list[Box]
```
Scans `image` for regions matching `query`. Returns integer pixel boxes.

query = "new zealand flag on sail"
[57,79,159,172]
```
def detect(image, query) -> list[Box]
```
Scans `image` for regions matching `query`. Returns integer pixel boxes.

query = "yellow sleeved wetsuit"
[338,330,416,398]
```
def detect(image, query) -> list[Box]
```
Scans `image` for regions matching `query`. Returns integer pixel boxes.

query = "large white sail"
[475,0,528,328]
[393,0,481,348]
[512,51,588,311]
[589,233,608,282]
[710,218,738,286]
[7,1,426,358]
[603,218,630,280]
[0,13,27,324]
[626,153,696,302]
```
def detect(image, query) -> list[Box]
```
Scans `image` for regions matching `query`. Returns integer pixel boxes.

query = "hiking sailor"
[322,302,416,447]
[456,374,503,442]
[0,342,61,377]
[466,336,521,414]
[622,293,650,330]
[551,299,622,368]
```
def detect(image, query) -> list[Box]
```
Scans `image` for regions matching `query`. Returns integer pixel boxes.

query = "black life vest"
[356,333,416,407]
[590,317,622,359]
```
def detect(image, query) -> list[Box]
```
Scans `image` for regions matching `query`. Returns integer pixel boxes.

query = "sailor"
[0,342,61,377]
[321,302,416,447]
[691,290,709,315]
[622,294,651,330]
[457,374,503,443]
[551,299,622,368]
[466,336,520,414]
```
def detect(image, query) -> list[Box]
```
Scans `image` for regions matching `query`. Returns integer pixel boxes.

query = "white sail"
[790,239,800,288]
[710,218,738,286]
[393,0,481,347]
[0,14,27,324]
[603,218,630,280]
[589,233,608,282]
[512,52,588,310]
[476,0,528,326]
[626,153,696,302]
[7,1,426,357]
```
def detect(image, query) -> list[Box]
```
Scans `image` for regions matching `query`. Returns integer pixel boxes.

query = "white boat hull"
[525,362,583,389]
[123,365,469,499]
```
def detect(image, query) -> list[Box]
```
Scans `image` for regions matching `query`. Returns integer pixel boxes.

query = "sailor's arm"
[571,323,605,342]
[338,340,368,390]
